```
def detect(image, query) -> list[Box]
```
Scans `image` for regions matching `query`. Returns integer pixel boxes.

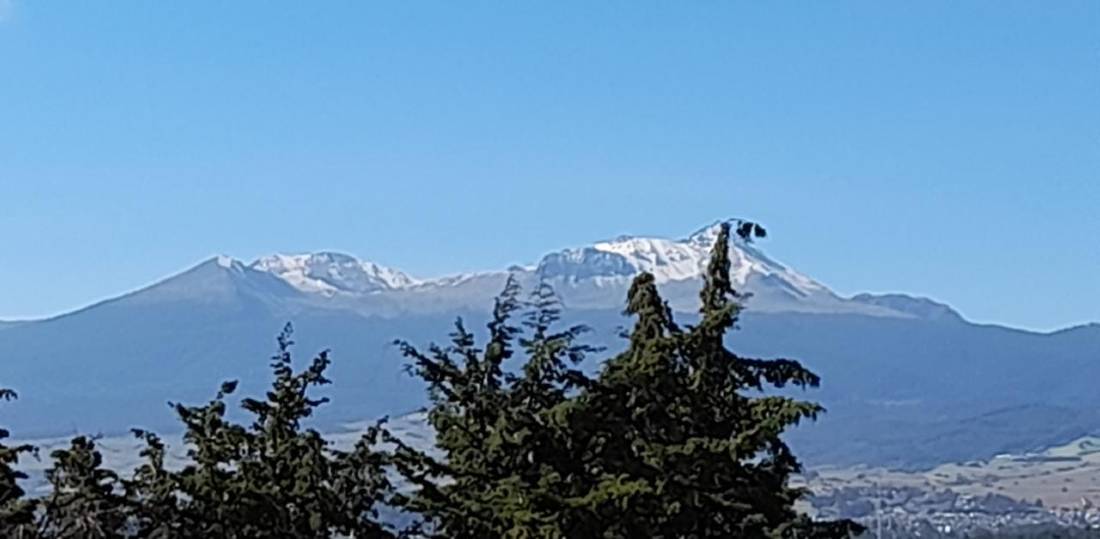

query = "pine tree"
[567,220,861,537]
[388,276,522,537]
[389,278,599,537]
[126,324,395,539]
[126,429,187,538]
[38,436,129,539]
[393,220,862,538]
[0,388,37,538]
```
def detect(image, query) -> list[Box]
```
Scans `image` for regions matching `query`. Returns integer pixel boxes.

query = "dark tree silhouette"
[124,324,395,539]
[38,436,128,538]
[392,220,861,538]
[0,388,37,538]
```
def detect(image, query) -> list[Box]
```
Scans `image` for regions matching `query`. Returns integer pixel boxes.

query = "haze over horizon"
[2,1,1098,331]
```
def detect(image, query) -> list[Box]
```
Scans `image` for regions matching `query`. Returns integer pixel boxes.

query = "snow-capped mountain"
[202,220,941,318]
[536,221,826,294]
[528,221,899,315]
[8,217,1098,470]
[251,252,418,295]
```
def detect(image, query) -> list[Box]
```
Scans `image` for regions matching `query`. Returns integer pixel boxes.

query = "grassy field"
[804,436,1100,510]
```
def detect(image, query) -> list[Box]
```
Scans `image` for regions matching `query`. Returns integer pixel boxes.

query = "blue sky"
[0,1,1097,331]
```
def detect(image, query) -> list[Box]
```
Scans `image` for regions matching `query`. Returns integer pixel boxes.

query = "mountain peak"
[250,252,417,295]
[685,219,729,244]
[685,218,774,249]
[213,254,246,271]
[536,220,827,300]
[78,219,955,320]
[180,255,248,276]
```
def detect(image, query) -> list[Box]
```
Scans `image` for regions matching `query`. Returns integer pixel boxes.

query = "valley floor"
[18,420,1100,535]
[803,436,1100,533]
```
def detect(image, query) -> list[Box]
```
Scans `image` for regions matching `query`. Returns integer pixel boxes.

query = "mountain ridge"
[1,219,986,326]
[4,219,1096,469]
[32,219,961,324]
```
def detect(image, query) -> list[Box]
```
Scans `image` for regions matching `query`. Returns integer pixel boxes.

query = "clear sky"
[0,1,1097,331]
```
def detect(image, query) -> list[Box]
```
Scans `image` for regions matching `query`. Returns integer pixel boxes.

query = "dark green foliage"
[388,277,600,537]
[122,324,394,539]
[0,326,394,538]
[393,220,861,538]
[0,388,37,537]
[0,220,863,538]
[125,429,181,538]
[386,277,601,537]
[38,436,128,538]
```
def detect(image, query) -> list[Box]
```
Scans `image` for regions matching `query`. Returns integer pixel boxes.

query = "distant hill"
[2,219,1098,470]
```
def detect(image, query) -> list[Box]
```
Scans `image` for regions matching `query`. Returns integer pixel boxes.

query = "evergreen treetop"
[393,220,861,538]
[0,388,37,538]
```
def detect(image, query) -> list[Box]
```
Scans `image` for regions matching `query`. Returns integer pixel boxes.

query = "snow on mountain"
[411,271,508,289]
[151,220,938,319]
[250,252,418,295]
[239,220,830,307]
[536,220,828,297]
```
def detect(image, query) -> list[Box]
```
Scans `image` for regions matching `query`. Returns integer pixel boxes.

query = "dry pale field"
[803,437,1100,509]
